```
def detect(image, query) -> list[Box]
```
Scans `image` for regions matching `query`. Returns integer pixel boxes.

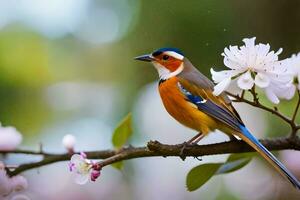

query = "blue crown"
[152,47,184,57]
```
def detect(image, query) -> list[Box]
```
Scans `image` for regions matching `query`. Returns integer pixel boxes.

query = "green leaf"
[112,113,132,149]
[216,153,253,174]
[111,161,124,170]
[186,163,222,191]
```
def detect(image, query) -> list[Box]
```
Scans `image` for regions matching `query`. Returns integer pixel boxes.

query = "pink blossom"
[80,152,87,159]
[69,153,102,184]
[91,170,101,182]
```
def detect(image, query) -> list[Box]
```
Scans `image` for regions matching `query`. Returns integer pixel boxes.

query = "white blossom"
[0,123,22,151]
[10,194,31,200]
[283,52,300,90]
[69,153,92,185]
[62,134,76,151]
[211,37,294,103]
[0,162,28,197]
[10,175,28,192]
[0,167,12,197]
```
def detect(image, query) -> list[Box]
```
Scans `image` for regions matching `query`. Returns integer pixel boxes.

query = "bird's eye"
[162,55,169,60]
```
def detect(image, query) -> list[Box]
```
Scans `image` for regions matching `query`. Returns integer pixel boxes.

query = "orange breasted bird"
[135,47,300,189]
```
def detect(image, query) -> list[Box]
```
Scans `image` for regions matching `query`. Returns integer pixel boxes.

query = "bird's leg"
[180,132,204,160]
[190,133,205,144]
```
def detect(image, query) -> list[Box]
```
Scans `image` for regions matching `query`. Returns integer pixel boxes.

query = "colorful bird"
[135,47,300,189]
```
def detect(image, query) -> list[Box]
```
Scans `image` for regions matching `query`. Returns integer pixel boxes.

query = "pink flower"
[91,170,101,182]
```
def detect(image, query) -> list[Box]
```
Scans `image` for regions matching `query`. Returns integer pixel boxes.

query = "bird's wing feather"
[178,58,243,122]
[178,78,244,131]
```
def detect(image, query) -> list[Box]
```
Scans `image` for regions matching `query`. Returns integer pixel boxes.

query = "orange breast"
[158,77,217,134]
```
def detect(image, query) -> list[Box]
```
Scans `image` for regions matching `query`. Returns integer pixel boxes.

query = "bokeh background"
[1,0,300,199]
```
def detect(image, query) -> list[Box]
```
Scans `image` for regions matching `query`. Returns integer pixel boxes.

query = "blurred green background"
[1,0,300,199]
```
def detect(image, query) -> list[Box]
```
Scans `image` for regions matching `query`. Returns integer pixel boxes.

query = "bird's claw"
[179,142,188,160]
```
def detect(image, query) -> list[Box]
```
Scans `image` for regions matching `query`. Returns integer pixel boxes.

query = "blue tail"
[237,125,300,189]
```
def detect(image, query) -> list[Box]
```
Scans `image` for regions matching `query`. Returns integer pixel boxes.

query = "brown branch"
[5,136,300,176]
[292,91,300,123]
[226,92,293,125]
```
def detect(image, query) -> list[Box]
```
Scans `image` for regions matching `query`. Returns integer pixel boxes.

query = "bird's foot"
[179,142,188,161]
[179,142,199,160]
[194,156,202,161]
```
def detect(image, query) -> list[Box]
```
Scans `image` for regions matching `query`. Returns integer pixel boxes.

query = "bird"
[134,47,300,189]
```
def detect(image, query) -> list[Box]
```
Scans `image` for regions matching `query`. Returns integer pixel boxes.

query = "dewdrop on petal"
[62,134,76,152]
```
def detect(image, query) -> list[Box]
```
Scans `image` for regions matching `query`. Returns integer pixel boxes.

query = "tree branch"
[226,92,294,126]
[4,136,300,176]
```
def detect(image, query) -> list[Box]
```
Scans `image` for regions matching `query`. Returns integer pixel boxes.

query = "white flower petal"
[275,48,283,55]
[243,37,256,48]
[74,173,89,185]
[254,73,270,88]
[297,74,300,91]
[210,68,232,83]
[265,88,280,104]
[70,154,82,164]
[276,84,296,100]
[213,77,231,96]
[226,79,242,95]
[284,84,296,100]
[237,71,254,90]
[10,194,31,200]
[10,175,28,192]
[0,169,12,196]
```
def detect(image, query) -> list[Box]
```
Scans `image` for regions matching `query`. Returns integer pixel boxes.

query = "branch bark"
[4,136,300,176]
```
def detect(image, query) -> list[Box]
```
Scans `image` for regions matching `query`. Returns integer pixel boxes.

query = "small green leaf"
[186,163,222,191]
[227,152,254,162]
[112,113,132,149]
[111,161,124,170]
[216,153,253,174]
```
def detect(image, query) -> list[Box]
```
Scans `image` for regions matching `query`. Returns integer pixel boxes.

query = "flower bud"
[62,134,76,152]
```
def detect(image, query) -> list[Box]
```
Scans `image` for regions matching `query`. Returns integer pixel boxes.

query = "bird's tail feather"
[236,125,300,189]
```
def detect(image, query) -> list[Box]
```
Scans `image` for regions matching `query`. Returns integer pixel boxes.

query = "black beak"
[134,54,154,62]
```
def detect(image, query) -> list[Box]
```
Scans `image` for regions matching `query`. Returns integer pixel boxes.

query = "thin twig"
[240,90,245,99]
[227,92,292,125]
[250,86,259,103]
[292,91,300,123]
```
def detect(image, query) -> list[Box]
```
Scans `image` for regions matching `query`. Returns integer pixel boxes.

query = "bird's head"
[135,47,185,80]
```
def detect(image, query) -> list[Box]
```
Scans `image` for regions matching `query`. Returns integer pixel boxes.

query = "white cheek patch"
[153,62,184,80]
[164,51,184,60]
